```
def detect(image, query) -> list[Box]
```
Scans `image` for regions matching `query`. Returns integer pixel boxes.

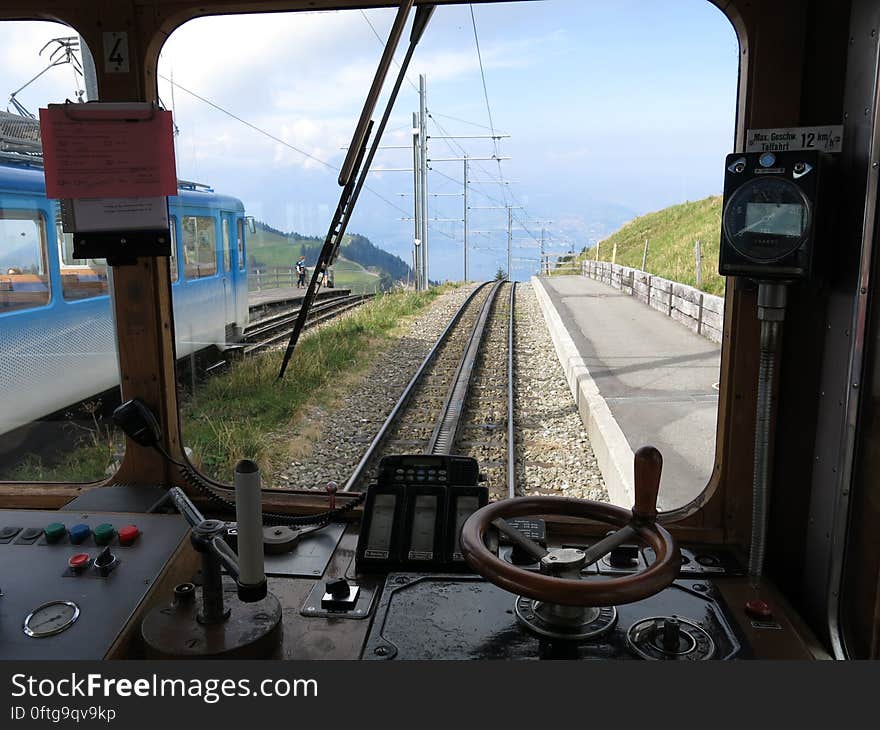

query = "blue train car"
[0,160,249,437]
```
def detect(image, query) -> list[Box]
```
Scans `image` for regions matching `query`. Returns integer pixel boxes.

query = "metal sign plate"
[102,32,129,73]
[746,125,843,153]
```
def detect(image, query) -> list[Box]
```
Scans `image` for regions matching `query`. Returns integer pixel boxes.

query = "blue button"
[759,152,776,168]
[69,524,91,545]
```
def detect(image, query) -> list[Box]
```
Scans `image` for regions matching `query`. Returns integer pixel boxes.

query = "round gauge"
[23,600,80,638]
[722,177,812,263]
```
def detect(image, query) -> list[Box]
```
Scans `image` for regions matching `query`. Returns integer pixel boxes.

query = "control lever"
[142,461,282,658]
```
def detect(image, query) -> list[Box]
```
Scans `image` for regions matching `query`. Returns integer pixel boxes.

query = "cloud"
[0,21,88,113]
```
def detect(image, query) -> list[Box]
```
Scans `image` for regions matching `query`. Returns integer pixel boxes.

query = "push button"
[68,553,91,572]
[118,525,140,547]
[745,598,773,621]
[44,523,66,544]
[0,526,21,540]
[17,527,42,543]
[94,523,115,546]
[69,524,91,545]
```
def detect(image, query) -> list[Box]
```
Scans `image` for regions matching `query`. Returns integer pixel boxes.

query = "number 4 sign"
[102,32,129,73]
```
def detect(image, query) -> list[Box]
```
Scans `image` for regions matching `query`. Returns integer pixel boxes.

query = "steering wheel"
[460,446,680,607]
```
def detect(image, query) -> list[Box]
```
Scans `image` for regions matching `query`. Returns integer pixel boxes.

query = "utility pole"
[470,204,522,281]
[419,74,429,289]
[507,206,513,281]
[463,154,469,282]
[355,73,511,287]
[411,112,422,290]
[540,226,547,274]
[428,156,510,280]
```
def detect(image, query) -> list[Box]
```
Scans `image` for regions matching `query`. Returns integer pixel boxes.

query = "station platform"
[247,287,348,311]
[532,275,721,511]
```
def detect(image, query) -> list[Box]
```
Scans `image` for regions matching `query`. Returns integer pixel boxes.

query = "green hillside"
[575,195,724,296]
[247,226,384,294]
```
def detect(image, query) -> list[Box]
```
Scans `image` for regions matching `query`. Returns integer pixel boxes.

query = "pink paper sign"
[39,103,177,199]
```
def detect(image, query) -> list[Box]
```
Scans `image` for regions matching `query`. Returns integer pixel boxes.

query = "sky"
[0,1,739,282]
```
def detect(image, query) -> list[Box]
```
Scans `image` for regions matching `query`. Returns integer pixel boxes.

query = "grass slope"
[578,196,724,296]
[182,286,446,480]
[248,229,387,294]
[3,286,450,483]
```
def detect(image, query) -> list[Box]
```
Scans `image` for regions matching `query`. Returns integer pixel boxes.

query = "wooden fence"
[248,267,299,291]
[580,260,724,344]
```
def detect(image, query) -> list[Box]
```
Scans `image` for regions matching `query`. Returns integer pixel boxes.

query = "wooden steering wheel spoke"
[490,517,548,562]
[460,446,679,608]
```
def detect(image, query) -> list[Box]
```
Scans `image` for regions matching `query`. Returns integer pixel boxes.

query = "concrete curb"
[531,276,634,507]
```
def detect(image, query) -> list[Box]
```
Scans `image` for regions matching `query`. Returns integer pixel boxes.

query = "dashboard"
[0,455,824,661]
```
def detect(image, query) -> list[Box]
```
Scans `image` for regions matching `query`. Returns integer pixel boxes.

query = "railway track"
[342,280,516,496]
[242,292,374,355]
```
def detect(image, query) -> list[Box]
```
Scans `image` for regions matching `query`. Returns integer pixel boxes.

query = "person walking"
[296,255,306,288]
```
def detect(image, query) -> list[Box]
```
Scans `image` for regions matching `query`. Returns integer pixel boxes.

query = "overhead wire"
[157,73,410,218]
[360,9,421,94]
[469,5,499,159]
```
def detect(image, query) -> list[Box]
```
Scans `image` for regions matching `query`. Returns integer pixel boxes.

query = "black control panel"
[356,455,488,572]
[0,510,188,659]
[719,149,830,279]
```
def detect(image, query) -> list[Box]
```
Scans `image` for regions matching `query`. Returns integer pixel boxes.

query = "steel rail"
[507,281,516,499]
[428,279,504,454]
[246,291,356,336]
[243,294,373,353]
[341,281,493,492]
[247,288,351,324]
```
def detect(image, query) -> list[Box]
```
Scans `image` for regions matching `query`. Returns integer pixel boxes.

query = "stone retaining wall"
[581,260,724,343]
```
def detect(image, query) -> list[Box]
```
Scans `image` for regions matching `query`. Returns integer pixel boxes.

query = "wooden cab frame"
[0,0,878,658]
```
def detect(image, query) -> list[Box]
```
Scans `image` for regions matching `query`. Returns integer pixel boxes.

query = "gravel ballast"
[273,282,607,502]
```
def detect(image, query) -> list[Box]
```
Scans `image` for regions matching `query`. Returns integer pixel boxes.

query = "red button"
[68,553,91,571]
[118,525,140,546]
[745,598,773,620]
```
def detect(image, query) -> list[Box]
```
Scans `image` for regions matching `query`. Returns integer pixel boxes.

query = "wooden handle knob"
[633,445,663,523]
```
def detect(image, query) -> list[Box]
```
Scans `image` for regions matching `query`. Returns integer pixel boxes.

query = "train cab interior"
[0,0,878,663]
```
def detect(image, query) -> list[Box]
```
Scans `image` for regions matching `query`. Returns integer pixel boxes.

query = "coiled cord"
[157,442,366,527]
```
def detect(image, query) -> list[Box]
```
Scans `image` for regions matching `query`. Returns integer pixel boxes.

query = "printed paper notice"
[39,103,177,199]
[70,197,169,232]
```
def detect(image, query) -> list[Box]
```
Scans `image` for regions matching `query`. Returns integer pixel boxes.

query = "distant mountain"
[0,242,40,273]
[247,222,414,292]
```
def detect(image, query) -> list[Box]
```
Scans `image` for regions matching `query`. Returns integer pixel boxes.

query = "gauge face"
[23,600,80,638]
[722,177,811,262]
[364,494,396,559]
[407,494,437,560]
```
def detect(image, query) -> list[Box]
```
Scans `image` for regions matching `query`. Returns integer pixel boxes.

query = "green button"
[44,522,66,544]
[94,523,116,546]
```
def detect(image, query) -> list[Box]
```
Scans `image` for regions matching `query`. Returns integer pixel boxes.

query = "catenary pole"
[419,74,429,288]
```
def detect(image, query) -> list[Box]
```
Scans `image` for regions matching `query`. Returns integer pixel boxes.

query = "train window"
[222,218,231,272]
[0,210,49,312]
[169,217,179,283]
[182,215,217,279]
[237,219,245,271]
[0,20,124,485]
[160,3,735,507]
[55,220,109,300]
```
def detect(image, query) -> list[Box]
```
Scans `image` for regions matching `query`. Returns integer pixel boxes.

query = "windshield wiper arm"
[277,3,436,380]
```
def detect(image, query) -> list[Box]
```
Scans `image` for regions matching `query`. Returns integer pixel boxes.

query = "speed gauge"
[722,177,811,262]
[23,600,80,638]
[719,150,827,280]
